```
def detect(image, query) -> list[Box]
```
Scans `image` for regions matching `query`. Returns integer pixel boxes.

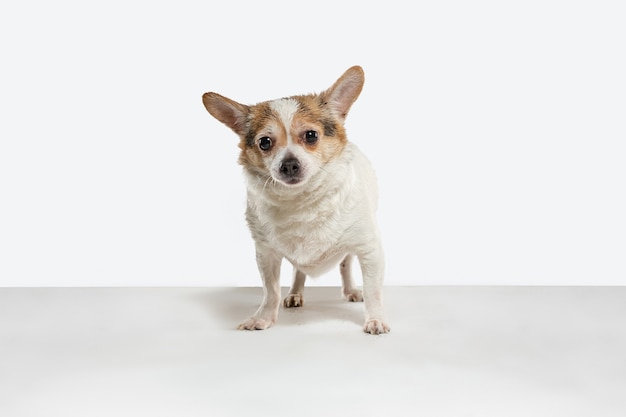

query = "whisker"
[262,175,272,193]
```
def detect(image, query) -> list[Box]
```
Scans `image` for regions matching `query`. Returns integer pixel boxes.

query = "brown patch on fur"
[244,104,273,147]
[290,94,347,163]
[238,101,288,174]
[296,94,344,141]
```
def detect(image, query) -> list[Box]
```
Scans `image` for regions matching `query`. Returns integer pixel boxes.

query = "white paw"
[343,289,363,302]
[237,317,274,331]
[363,319,390,335]
[283,293,304,308]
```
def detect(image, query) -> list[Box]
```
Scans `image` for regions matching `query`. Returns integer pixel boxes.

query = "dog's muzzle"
[278,157,302,184]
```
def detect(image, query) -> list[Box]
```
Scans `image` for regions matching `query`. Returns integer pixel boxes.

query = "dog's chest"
[276,196,345,261]
[250,184,353,274]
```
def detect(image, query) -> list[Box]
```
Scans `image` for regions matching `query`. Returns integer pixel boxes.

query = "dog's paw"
[363,319,390,335]
[283,293,304,308]
[342,289,364,302]
[237,317,274,331]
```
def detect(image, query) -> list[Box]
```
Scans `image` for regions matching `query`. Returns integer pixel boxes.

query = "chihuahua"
[202,66,389,334]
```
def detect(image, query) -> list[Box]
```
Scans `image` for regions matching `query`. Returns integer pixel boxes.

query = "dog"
[202,66,389,334]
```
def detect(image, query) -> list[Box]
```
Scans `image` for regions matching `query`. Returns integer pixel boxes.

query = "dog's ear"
[202,92,249,136]
[322,66,365,121]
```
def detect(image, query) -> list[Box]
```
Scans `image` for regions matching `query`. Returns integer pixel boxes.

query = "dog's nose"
[279,158,300,177]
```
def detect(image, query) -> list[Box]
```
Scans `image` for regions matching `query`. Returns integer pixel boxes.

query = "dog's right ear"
[202,92,249,136]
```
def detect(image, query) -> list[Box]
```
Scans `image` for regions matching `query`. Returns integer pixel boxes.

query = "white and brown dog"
[202,66,389,334]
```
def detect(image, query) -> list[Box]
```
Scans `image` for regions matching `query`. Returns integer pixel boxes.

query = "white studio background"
[1,1,624,287]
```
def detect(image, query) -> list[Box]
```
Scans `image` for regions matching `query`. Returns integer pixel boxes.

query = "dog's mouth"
[279,177,303,186]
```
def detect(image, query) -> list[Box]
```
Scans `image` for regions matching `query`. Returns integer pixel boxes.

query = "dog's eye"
[258,136,272,151]
[304,130,318,144]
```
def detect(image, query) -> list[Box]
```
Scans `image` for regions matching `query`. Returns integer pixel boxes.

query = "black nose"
[279,158,300,177]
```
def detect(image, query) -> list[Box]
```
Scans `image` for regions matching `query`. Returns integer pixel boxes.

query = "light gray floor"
[1,286,625,417]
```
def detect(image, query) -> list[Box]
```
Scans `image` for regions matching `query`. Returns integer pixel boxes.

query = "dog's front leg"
[359,243,390,335]
[238,248,282,330]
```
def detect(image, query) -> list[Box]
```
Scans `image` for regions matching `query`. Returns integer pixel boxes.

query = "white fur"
[242,142,389,334]
[247,143,373,274]
[269,98,298,145]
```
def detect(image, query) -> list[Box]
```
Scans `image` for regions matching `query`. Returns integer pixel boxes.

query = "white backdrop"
[1,1,624,287]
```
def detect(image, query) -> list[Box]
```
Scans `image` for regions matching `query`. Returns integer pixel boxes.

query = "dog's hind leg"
[340,254,364,302]
[283,268,306,308]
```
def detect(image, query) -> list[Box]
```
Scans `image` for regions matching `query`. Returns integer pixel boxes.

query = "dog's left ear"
[322,66,365,121]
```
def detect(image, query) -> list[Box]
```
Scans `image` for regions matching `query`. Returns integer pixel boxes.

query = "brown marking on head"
[202,66,365,179]
[237,101,288,174]
[288,94,347,164]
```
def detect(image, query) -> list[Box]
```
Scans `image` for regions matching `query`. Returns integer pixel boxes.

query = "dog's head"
[202,66,364,187]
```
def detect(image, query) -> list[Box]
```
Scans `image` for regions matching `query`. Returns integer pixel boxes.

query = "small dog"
[202,66,389,334]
